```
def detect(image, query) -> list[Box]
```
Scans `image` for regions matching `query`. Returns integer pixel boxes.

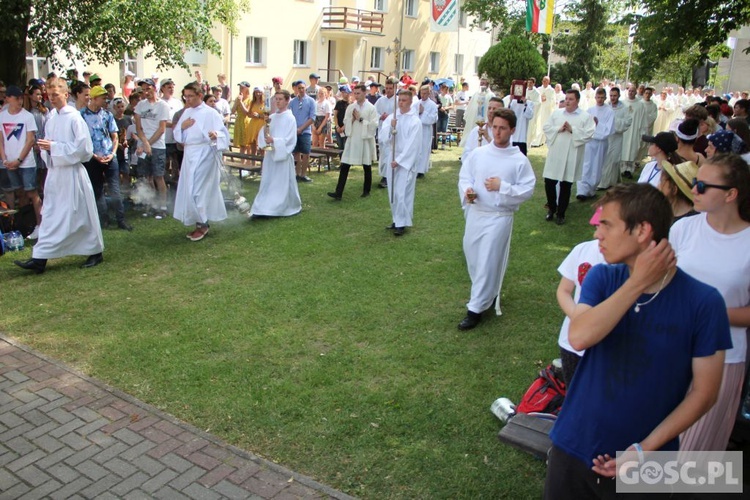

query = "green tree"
[0,0,249,86]
[633,0,750,78]
[478,35,546,92]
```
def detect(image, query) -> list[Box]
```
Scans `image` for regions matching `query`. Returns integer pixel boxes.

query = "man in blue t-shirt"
[544,183,731,500]
[289,80,316,183]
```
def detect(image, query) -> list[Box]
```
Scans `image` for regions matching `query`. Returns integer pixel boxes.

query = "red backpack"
[516,364,567,415]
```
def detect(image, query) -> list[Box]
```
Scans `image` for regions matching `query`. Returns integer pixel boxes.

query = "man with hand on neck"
[544,183,730,499]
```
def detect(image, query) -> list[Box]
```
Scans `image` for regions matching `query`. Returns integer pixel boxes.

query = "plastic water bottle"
[490,397,516,423]
[9,231,23,251]
[740,378,750,421]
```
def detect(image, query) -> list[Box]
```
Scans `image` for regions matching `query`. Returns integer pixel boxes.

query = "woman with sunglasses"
[670,153,750,451]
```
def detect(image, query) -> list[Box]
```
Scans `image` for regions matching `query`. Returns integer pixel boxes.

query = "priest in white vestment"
[173,84,228,241]
[653,90,674,133]
[457,108,536,330]
[524,79,541,143]
[637,87,659,160]
[580,82,596,110]
[459,85,495,147]
[378,90,421,236]
[619,86,648,177]
[328,85,378,199]
[530,77,557,147]
[542,90,596,225]
[576,88,614,199]
[508,97,534,155]
[251,91,302,218]
[16,77,104,273]
[415,85,438,176]
[597,88,632,190]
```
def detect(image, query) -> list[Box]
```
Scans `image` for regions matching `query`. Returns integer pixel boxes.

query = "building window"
[402,49,414,72]
[293,40,309,67]
[455,54,464,75]
[25,42,50,80]
[371,47,383,70]
[429,52,440,74]
[405,0,417,17]
[373,0,387,12]
[246,37,265,65]
[475,56,482,75]
[121,50,140,76]
[459,10,467,28]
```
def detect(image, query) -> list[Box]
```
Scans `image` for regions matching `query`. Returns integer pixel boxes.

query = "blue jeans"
[85,158,125,224]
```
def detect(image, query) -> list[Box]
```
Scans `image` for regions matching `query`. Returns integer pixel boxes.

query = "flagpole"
[546,0,558,77]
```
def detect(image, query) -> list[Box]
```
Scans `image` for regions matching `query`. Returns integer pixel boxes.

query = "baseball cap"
[292,80,305,87]
[5,86,23,97]
[707,130,735,154]
[90,86,107,99]
[309,73,320,79]
[641,132,678,154]
[89,73,102,82]
[139,78,156,87]
[237,81,250,88]
[160,78,174,86]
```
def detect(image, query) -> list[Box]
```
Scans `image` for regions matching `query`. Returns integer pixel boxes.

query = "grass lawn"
[1,144,597,498]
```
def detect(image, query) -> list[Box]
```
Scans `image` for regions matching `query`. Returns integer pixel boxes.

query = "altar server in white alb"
[457,108,536,330]
[378,90,421,236]
[461,97,504,161]
[15,77,104,274]
[576,88,614,200]
[415,85,438,178]
[619,85,649,178]
[597,87,632,190]
[508,93,534,156]
[173,82,228,242]
[251,90,302,218]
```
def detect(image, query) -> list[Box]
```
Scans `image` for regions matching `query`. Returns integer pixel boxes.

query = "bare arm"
[727,305,750,327]
[556,277,577,318]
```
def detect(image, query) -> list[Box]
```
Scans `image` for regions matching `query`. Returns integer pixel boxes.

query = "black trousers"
[513,142,528,156]
[544,446,617,500]
[559,347,582,387]
[544,178,573,218]
[334,163,372,196]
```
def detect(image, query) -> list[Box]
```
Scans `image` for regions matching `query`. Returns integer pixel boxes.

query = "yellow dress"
[233,98,253,147]
[247,102,266,146]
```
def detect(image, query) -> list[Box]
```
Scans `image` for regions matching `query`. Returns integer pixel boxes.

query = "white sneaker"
[27,226,40,240]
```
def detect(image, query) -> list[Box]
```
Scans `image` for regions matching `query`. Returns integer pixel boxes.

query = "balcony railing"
[321,7,384,35]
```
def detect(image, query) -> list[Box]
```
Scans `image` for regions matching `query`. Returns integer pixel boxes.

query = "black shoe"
[81,253,104,268]
[300,176,313,183]
[556,216,566,226]
[545,211,555,222]
[378,179,387,189]
[295,175,302,182]
[458,311,482,331]
[14,258,46,274]
[622,171,633,179]
[576,194,588,202]
[394,227,405,236]
[385,223,396,230]
[327,192,342,201]
[361,191,370,198]
[117,221,133,231]
[417,173,425,179]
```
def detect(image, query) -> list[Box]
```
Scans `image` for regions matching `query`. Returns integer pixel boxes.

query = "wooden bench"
[222,151,263,180]
[310,147,343,171]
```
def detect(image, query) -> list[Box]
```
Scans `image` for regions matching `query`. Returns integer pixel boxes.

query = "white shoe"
[27,226,39,240]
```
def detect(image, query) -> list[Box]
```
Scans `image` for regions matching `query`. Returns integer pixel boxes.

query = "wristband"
[632,442,644,464]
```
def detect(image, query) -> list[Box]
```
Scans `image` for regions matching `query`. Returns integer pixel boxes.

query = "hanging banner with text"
[430,0,459,32]
[526,0,555,35]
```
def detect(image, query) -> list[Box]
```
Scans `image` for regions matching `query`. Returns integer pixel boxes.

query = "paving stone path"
[0,337,355,499]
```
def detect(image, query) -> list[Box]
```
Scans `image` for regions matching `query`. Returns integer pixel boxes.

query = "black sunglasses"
[691,178,732,195]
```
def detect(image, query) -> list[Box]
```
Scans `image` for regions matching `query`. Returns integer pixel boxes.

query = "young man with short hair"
[544,183,731,499]
[457,108,536,330]
[289,81,316,182]
[134,78,171,218]
[0,85,41,238]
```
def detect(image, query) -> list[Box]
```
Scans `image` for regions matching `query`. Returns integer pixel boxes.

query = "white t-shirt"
[670,212,750,363]
[161,97,184,144]
[557,240,605,355]
[316,100,332,117]
[0,108,38,168]
[637,160,662,187]
[134,99,171,149]
[215,98,231,120]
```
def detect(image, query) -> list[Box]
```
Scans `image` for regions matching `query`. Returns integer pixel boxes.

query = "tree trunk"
[0,0,32,86]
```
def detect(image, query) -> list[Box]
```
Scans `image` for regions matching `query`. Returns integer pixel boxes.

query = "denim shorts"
[137,148,167,178]
[293,134,312,155]
[0,167,37,192]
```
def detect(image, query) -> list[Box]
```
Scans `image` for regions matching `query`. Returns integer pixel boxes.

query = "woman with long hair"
[122,71,135,99]
[247,88,266,160]
[671,153,750,451]
[726,118,750,163]
[71,82,90,111]
[658,160,698,222]
[231,82,252,163]
[313,87,331,148]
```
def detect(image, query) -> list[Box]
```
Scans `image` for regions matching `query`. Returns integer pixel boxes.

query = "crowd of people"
[1,66,749,498]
